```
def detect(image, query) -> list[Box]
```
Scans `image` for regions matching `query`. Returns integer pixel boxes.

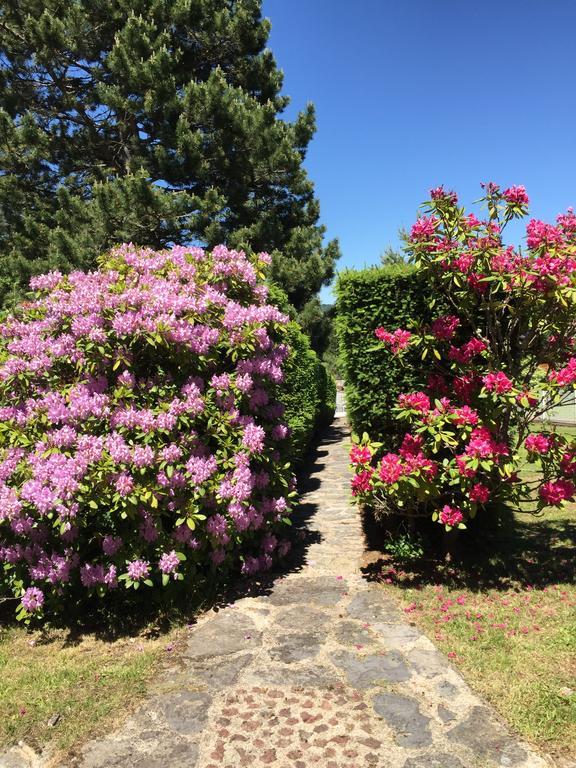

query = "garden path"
[3,419,554,768]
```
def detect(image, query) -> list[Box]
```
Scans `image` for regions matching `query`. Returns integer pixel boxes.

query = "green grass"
[0,624,185,761]
[372,504,576,758]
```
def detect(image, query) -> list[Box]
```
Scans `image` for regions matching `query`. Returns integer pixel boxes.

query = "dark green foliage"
[0,0,339,308]
[279,321,335,461]
[267,284,335,458]
[336,265,442,445]
[297,296,332,356]
[321,304,344,378]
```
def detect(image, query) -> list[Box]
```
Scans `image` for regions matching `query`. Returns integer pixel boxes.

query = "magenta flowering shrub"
[0,244,295,620]
[351,183,576,530]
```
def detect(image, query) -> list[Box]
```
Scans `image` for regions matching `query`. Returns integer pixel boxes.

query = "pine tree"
[0,0,339,310]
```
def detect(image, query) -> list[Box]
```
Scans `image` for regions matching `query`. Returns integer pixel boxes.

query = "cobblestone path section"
[2,419,554,768]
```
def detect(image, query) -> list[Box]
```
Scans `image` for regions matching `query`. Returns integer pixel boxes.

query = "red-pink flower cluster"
[430,315,460,341]
[560,451,576,476]
[483,371,513,394]
[524,433,553,454]
[465,427,509,459]
[502,186,529,207]
[549,357,576,386]
[430,186,458,204]
[349,445,372,465]
[375,327,413,354]
[351,469,374,496]
[379,432,437,486]
[398,392,430,413]
[379,447,437,485]
[439,505,463,526]
[410,215,439,241]
[451,406,479,426]
[526,219,564,250]
[379,453,404,484]
[448,338,486,364]
[469,483,490,504]
[539,479,575,505]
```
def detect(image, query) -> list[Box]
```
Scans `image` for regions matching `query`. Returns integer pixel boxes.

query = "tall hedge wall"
[270,286,336,460]
[336,265,441,445]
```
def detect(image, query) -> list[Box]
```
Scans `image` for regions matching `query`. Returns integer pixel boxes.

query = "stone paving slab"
[1,418,558,768]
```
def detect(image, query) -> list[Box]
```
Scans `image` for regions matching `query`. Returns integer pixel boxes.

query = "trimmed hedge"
[279,322,336,461]
[269,286,336,460]
[336,265,442,445]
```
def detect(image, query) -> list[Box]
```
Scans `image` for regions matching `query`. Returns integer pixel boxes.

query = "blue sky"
[263,0,576,301]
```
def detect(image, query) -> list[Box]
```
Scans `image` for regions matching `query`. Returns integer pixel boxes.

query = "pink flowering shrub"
[0,244,295,621]
[351,183,576,530]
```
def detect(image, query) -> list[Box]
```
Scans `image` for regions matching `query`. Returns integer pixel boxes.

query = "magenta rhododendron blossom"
[524,434,553,454]
[469,484,490,504]
[431,315,460,341]
[374,327,412,354]
[349,445,372,465]
[439,506,464,526]
[351,469,373,496]
[539,479,575,506]
[350,183,576,530]
[502,185,529,207]
[379,454,404,484]
[0,244,296,620]
[398,392,431,413]
[483,372,513,394]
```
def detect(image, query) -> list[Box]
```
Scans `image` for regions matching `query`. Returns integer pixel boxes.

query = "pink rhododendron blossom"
[467,273,489,294]
[430,186,458,204]
[115,472,134,497]
[549,357,576,386]
[502,186,529,206]
[524,434,553,454]
[21,587,44,612]
[465,427,508,459]
[242,423,266,453]
[410,215,439,241]
[453,373,480,403]
[451,406,479,426]
[469,483,490,504]
[379,454,404,484]
[439,506,463,526]
[431,315,460,341]
[483,371,513,394]
[448,338,486,364]
[539,479,575,505]
[398,434,424,458]
[375,327,412,354]
[102,535,122,556]
[0,244,296,618]
[351,469,373,496]
[526,219,564,250]
[349,445,372,465]
[127,559,150,581]
[398,392,430,412]
[159,551,180,575]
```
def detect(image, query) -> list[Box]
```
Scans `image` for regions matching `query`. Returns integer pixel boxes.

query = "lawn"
[369,501,576,759]
[0,622,185,761]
